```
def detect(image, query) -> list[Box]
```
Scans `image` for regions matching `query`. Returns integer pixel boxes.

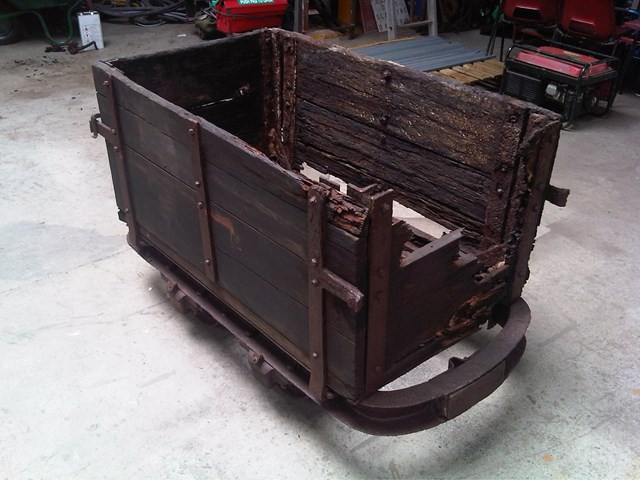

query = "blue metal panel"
[353,36,493,72]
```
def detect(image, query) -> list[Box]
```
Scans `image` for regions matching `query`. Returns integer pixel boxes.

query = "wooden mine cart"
[91,28,567,435]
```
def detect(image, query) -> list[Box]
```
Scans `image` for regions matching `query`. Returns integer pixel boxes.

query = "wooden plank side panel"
[95,42,375,397]
[385,257,484,366]
[109,32,263,111]
[295,38,528,175]
[126,143,365,397]
[102,81,366,300]
[295,99,489,237]
[125,147,205,272]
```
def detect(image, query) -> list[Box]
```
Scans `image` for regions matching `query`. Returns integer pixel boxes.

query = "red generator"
[502,43,619,127]
[215,0,288,34]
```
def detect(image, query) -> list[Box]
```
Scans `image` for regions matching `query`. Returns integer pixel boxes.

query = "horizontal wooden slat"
[126,148,204,270]
[296,38,527,175]
[295,99,489,236]
[127,147,364,392]
[386,257,483,365]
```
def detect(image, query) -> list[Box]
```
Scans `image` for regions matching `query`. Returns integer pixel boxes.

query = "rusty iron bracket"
[188,118,217,283]
[545,184,570,207]
[307,185,364,403]
[89,113,117,143]
[363,189,394,395]
[92,76,139,247]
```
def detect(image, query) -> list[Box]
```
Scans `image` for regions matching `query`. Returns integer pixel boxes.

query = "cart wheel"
[0,15,21,45]
[582,91,600,114]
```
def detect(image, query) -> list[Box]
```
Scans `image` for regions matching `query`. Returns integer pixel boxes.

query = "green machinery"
[0,0,84,45]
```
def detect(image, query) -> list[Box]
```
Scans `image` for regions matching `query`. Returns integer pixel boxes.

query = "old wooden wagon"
[91,28,567,435]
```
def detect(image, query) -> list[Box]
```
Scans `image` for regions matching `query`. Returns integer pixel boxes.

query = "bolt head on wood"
[311,278,319,286]
[312,352,318,358]
[189,128,195,135]
[311,258,318,266]
[197,202,205,209]
[195,181,201,187]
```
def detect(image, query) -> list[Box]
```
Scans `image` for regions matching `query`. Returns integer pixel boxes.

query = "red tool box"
[215,0,288,34]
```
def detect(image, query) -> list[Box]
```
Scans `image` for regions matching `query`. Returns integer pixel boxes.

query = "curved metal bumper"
[327,299,530,435]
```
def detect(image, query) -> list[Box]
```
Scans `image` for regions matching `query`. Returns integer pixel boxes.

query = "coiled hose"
[92,0,188,27]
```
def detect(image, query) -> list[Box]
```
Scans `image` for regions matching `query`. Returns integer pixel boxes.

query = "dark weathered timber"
[294,100,489,240]
[108,32,263,111]
[190,94,263,146]
[126,128,366,397]
[294,38,527,174]
[93,29,564,413]
[94,59,371,399]
[386,256,484,366]
[94,68,368,240]
[507,112,562,301]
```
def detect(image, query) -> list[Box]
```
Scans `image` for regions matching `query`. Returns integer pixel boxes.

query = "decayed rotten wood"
[294,100,489,242]
[506,111,562,302]
[294,37,527,173]
[289,36,530,249]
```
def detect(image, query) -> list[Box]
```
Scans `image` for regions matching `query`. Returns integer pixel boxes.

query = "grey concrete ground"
[1,21,638,480]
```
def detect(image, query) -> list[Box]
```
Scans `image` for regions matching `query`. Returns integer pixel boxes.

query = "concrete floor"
[1,21,639,480]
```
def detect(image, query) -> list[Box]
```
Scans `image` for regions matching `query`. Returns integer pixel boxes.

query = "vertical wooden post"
[364,190,394,394]
[188,118,217,282]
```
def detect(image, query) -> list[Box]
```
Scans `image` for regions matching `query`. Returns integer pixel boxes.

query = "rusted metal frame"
[188,118,217,282]
[326,298,531,435]
[307,185,364,403]
[264,30,284,163]
[155,246,530,435]
[152,253,315,399]
[100,75,139,247]
[363,189,394,395]
[508,119,562,302]
[480,111,526,252]
[280,34,298,170]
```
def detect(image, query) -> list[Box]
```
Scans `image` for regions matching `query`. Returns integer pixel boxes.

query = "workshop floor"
[1,22,638,480]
